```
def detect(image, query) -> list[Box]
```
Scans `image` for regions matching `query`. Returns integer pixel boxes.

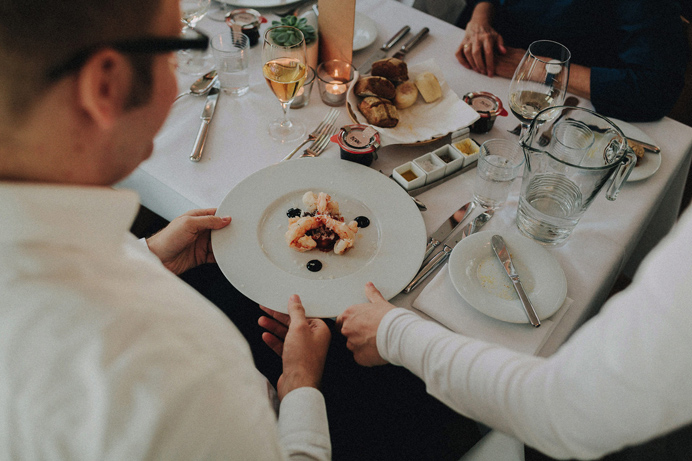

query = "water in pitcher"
[516,173,584,244]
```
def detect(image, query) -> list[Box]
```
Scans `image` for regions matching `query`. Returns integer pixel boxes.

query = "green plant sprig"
[270,15,316,46]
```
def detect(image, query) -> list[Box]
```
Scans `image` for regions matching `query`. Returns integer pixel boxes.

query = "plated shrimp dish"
[285,192,367,255]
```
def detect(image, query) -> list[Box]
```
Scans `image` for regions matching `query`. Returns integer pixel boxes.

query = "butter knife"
[491,235,541,327]
[189,85,220,162]
[628,138,661,154]
[392,27,429,60]
[404,209,493,293]
[357,26,411,74]
[423,201,475,262]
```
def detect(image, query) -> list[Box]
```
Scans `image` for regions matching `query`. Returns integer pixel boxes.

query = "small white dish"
[448,231,567,324]
[353,13,378,51]
[432,145,464,175]
[414,152,446,184]
[450,138,480,167]
[393,162,426,190]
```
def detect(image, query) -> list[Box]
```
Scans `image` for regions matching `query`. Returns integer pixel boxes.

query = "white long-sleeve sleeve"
[377,209,692,460]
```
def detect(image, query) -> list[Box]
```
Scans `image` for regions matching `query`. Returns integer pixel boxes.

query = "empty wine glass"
[262,26,308,143]
[179,0,212,75]
[508,40,571,140]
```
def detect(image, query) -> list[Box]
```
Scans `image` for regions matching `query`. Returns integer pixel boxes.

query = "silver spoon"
[175,70,217,101]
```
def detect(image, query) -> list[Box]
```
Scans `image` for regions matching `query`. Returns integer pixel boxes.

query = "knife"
[491,235,541,327]
[357,26,411,74]
[404,209,494,293]
[423,201,475,262]
[189,85,220,162]
[392,27,429,60]
[627,138,661,154]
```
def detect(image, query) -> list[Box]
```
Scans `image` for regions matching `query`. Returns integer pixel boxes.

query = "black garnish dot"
[355,216,370,228]
[307,260,322,272]
[287,208,302,218]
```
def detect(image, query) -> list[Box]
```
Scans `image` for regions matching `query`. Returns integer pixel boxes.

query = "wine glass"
[508,40,571,140]
[179,0,212,75]
[262,26,308,143]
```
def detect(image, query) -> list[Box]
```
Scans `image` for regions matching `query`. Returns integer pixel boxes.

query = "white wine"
[263,59,307,103]
[509,91,554,125]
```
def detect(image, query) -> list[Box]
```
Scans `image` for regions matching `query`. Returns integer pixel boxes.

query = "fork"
[282,108,339,161]
[300,124,339,158]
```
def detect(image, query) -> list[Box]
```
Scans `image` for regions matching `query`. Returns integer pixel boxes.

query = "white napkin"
[412,265,573,355]
[347,59,480,146]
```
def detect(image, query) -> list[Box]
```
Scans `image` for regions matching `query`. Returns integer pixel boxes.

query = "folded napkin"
[412,265,573,355]
[347,59,480,146]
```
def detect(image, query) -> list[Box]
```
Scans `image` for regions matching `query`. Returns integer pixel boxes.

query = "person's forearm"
[566,63,591,101]
[468,1,496,27]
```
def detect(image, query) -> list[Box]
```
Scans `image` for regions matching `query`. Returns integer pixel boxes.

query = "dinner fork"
[282,108,339,161]
[300,124,339,158]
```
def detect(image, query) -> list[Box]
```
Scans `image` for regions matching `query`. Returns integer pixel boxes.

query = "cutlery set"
[357,25,430,74]
[404,207,493,293]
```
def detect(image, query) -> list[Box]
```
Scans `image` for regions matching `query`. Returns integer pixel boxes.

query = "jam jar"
[463,91,508,133]
[331,124,380,167]
[225,9,262,46]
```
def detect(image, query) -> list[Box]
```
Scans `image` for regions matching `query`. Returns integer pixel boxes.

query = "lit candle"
[321,80,347,105]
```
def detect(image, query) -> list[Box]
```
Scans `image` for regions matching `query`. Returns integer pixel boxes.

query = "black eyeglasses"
[46,31,209,81]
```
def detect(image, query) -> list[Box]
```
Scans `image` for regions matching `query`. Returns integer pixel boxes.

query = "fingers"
[184,208,218,217]
[188,215,231,231]
[262,332,284,356]
[456,43,472,68]
[259,304,290,326]
[258,315,289,339]
[364,282,386,303]
[287,294,308,327]
[483,39,496,77]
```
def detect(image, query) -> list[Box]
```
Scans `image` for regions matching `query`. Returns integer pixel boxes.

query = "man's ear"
[76,49,134,129]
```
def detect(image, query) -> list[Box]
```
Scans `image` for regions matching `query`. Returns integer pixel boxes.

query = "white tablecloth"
[116,0,692,459]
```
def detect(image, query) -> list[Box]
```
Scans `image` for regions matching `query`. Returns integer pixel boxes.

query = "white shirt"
[378,206,692,460]
[0,183,330,460]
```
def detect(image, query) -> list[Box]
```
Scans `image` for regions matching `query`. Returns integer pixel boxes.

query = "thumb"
[364,282,386,303]
[192,215,232,232]
[287,294,307,326]
[497,35,507,54]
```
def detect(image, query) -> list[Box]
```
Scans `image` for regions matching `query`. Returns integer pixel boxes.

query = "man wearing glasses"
[0,0,331,458]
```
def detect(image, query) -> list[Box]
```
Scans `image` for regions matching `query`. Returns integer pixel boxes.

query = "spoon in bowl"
[175,69,217,101]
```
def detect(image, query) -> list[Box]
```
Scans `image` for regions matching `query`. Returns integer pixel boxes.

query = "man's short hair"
[0,0,163,120]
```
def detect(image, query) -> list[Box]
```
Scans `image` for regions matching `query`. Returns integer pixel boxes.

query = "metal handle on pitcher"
[605,149,637,201]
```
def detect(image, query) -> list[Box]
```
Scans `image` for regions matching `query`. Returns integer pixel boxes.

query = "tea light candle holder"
[317,60,354,106]
[290,66,315,109]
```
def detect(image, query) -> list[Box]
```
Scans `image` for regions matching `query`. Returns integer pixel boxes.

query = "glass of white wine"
[508,40,571,140]
[262,26,308,143]
[179,0,212,75]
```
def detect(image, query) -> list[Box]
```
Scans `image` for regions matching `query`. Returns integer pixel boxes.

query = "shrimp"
[302,191,318,213]
[285,216,322,252]
[322,216,358,254]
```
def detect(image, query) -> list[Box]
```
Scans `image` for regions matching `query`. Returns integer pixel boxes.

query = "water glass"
[473,139,525,209]
[211,32,250,96]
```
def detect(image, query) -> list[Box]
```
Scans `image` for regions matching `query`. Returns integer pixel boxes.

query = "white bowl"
[414,152,446,184]
[393,162,427,190]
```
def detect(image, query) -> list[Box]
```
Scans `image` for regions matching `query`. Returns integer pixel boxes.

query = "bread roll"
[395,81,418,109]
[414,72,442,103]
[358,97,399,128]
[371,57,408,83]
[354,76,396,100]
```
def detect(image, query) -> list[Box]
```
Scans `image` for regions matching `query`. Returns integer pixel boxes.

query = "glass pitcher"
[516,106,636,245]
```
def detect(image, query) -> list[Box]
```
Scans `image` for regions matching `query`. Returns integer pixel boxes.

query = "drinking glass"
[473,139,525,209]
[262,26,308,142]
[179,0,212,75]
[508,40,571,140]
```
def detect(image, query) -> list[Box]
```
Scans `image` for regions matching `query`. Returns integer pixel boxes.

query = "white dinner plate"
[217,0,304,8]
[353,12,378,51]
[448,231,567,324]
[610,118,661,182]
[211,158,427,317]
